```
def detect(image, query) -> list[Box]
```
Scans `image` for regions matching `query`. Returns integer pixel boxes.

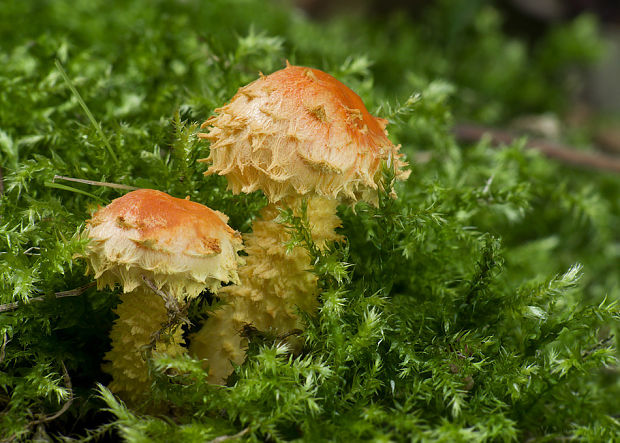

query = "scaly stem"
[103,287,185,407]
[190,196,341,383]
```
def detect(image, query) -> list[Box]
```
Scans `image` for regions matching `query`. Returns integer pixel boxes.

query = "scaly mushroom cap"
[81,189,243,297]
[199,64,409,203]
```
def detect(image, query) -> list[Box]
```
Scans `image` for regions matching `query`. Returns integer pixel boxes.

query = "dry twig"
[31,361,73,425]
[454,124,620,174]
[3,362,73,443]
[55,282,97,298]
[0,333,8,364]
[0,282,96,313]
[141,275,191,350]
[53,175,140,191]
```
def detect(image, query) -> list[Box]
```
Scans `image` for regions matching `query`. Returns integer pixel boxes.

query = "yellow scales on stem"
[191,64,409,383]
[79,189,243,405]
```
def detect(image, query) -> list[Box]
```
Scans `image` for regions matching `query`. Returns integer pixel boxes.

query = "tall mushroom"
[191,64,409,383]
[79,189,243,405]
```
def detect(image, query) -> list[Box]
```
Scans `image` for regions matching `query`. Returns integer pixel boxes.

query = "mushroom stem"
[190,196,341,383]
[104,286,185,406]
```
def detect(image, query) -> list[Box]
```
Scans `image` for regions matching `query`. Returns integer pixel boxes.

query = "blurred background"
[293,0,620,146]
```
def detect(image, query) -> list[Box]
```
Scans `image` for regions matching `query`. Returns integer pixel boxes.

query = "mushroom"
[79,189,242,405]
[191,64,409,383]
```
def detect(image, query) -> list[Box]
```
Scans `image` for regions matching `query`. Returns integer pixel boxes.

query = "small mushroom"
[191,65,409,383]
[79,189,242,405]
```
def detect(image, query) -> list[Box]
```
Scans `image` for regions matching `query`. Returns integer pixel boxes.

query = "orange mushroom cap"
[81,189,243,297]
[199,64,409,203]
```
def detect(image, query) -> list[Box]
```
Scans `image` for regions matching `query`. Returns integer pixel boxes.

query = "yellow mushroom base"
[103,287,185,407]
[190,196,341,383]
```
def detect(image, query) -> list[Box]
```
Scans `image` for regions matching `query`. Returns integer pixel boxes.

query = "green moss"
[0,0,617,441]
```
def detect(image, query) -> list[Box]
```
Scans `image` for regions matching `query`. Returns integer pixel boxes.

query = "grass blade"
[44,181,106,202]
[54,59,119,164]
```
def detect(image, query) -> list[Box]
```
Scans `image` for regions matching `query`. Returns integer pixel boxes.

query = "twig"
[23,247,41,255]
[453,124,620,174]
[277,329,303,340]
[141,276,190,350]
[53,175,140,191]
[581,336,614,359]
[208,427,250,443]
[141,275,175,306]
[55,281,97,298]
[31,361,73,425]
[0,302,20,313]
[482,173,494,195]
[0,282,96,312]
[0,333,8,364]
[520,335,616,423]
[3,362,74,443]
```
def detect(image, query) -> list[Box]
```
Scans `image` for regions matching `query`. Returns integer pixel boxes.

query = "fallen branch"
[53,175,140,191]
[0,282,96,313]
[453,124,620,174]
